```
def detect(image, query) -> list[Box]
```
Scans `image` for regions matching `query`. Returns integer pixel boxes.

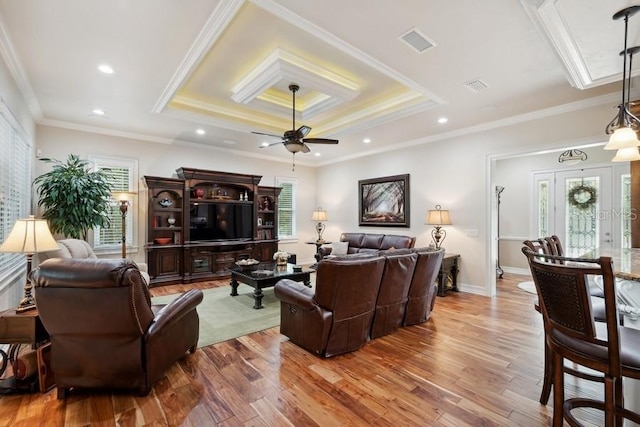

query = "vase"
[167,214,176,227]
[276,257,287,266]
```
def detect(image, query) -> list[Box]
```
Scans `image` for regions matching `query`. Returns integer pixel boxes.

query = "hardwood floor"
[0,274,606,426]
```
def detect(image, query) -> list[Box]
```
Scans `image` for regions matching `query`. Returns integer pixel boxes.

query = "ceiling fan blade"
[301,143,311,153]
[303,138,339,144]
[252,131,284,138]
[297,125,311,137]
[259,140,285,148]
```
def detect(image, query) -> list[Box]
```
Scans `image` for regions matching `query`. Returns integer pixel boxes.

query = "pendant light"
[605,6,640,151]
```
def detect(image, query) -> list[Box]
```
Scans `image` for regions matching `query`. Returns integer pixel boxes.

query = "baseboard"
[501,266,530,276]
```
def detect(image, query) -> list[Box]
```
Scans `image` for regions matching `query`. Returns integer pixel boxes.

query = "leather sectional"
[275,246,444,357]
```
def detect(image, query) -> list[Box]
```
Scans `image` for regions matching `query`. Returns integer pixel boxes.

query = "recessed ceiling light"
[363,138,371,143]
[91,109,106,116]
[97,64,114,74]
[438,117,448,124]
[261,142,270,147]
[196,129,205,135]
[314,152,321,157]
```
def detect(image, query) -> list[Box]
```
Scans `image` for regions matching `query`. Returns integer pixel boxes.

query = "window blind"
[275,177,297,239]
[90,157,137,249]
[0,101,32,284]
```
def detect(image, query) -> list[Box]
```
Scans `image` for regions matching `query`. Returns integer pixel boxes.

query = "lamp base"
[15,301,36,313]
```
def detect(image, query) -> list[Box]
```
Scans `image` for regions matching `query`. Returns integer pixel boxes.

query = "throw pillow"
[332,241,349,255]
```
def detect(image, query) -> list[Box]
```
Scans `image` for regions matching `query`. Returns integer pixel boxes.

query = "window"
[276,177,297,239]
[90,156,138,250]
[0,101,32,286]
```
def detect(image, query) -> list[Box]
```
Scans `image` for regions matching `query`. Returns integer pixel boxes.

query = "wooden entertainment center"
[143,168,281,286]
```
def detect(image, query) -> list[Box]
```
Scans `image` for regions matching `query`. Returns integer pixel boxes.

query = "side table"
[0,308,51,393]
[437,253,460,296]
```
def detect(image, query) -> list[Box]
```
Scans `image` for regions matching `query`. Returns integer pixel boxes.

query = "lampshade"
[613,146,640,162]
[0,215,59,254]
[111,191,136,201]
[604,126,640,150]
[425,206,452,226]
[312,208,328,222]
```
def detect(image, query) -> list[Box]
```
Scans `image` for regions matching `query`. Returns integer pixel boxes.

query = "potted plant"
[33,154,113,240]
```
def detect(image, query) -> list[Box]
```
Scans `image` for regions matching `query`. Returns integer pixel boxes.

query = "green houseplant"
[34,154,113,240]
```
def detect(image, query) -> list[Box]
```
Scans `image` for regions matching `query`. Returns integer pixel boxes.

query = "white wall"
[35,125,321,266]
[317,102,616,296]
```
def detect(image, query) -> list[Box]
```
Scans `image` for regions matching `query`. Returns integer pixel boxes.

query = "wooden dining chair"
[522,248,640,426]
[523,238,606,405]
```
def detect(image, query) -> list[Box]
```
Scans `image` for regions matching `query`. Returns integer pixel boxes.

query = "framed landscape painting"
[358,174,409,227]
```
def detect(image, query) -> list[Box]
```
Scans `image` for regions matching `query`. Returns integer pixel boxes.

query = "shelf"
[153,227,182,231]
[258,210,275,214]
[190,199,253,205]
[257,226,274,229]
[154,207,182,212]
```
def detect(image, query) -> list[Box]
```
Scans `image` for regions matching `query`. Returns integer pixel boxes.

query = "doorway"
[533,167,616,256]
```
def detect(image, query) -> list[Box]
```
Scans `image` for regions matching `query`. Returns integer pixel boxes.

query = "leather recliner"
[31,258,203,398]
[36,238,151,285]
[370,249,418,339]
[274,254,386,357]
[403,247,445,325]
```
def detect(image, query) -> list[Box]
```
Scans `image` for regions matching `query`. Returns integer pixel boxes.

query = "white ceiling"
[0,0,635,167]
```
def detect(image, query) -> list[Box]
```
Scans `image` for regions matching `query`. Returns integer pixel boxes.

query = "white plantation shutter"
[91,157,137,249]
[276,177,296,239]
[0,101,32,285]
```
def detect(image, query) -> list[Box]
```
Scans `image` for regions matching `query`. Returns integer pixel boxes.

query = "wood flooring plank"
[1,274,615,426]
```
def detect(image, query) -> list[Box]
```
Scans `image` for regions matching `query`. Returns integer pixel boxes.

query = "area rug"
[517,281,537,295]
[152,286,280,348]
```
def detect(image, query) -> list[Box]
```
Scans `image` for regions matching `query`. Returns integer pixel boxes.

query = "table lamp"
[425,205,452,249]
[0,215,59,312]
[312,207,328,243]
[112,191,136,258]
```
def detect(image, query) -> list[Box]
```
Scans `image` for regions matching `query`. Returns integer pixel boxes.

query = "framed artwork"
[358,174,410,227]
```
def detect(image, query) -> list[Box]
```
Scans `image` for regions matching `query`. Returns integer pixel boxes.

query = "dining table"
[581,247,640,425]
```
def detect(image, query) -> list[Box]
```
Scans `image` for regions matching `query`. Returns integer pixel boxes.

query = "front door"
[554,168,613,256]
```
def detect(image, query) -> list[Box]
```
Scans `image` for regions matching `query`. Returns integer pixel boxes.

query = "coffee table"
[230,262,314,309]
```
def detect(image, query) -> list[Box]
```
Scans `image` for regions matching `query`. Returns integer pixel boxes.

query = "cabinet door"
[152,248,181,277]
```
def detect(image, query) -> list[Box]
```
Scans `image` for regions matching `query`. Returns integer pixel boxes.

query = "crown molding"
[152,0,245,114]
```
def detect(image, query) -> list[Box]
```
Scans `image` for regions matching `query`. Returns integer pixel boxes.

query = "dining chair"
[522,248,640,426]
[523,238,606,405]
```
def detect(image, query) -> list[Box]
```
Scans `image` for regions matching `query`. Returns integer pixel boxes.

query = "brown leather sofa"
[31,258,203,398]
[370,249,418,339]
[403,248,445,325]
[277,247,444,357]
[315,232,416,261]
[274,254,386,357]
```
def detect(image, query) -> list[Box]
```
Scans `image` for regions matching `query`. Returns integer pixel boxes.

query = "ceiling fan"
[253,84,339,159]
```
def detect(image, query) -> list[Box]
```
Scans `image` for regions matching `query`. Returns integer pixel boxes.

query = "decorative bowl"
[154,237,172,245]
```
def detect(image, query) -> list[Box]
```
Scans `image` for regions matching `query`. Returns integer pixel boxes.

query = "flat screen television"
[189,203,253,242]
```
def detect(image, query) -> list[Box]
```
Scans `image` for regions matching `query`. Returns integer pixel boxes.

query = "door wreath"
[567,184,597,210]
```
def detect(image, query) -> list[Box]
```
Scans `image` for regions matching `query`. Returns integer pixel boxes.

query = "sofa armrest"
[148,289,204,337]
[274,279,316,309]
[136,262,148,273]
[317,246,333,258]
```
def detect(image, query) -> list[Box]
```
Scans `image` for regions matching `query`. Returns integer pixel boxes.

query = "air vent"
[399,28,435,53]
[464,78,489,92]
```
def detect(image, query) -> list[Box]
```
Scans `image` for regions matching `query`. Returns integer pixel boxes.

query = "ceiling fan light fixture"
[285,143,304,153]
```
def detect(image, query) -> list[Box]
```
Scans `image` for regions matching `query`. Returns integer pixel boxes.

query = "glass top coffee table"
[230,263,314,309]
